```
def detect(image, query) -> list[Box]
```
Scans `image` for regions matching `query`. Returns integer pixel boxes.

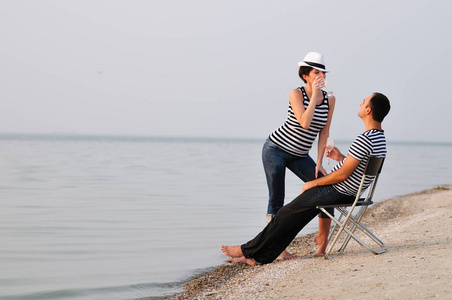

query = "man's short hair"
[369,93,391,122]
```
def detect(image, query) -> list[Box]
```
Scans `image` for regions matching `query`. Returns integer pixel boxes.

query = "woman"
[263,52,335,257]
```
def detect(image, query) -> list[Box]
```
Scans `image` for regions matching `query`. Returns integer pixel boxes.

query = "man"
[221,92,391,265]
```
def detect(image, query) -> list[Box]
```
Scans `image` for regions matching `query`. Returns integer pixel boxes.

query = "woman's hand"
[312,76,325,95]
[315,164,327,178]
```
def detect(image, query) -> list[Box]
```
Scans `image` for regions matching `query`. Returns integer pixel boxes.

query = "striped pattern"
[332,129,387,196]
[269,87,329,157]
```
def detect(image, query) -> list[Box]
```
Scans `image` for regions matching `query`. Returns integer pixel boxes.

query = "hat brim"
[298,61,328,73]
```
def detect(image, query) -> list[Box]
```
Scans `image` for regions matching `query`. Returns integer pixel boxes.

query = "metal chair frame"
[317,156,387,259]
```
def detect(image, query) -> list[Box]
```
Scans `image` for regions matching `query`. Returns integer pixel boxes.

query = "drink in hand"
[323,80,334,98]
[326,137,335,165]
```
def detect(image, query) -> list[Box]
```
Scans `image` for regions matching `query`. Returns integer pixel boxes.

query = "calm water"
[0,134,450,299]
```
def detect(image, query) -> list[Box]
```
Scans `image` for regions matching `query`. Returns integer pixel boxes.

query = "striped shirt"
[332,129,387,196]
[269,87,329,157]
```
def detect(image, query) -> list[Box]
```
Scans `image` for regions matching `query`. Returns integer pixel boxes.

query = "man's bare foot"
[276,250,297,261]
[227,256,257,266]
[221,245,243,258]
[314,234,327,256]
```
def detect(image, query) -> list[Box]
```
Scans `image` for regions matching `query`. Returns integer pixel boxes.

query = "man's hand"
[301,181,316,194]
[324,145,345,162]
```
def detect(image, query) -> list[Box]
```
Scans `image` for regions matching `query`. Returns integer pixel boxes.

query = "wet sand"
[172,185,451,299]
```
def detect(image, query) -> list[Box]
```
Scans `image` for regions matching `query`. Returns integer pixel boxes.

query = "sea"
[0,133,450,299]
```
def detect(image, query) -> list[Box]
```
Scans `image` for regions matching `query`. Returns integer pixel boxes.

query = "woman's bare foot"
[314,234,327,256]
[227,256,257,266]
[221,245,243,258]
[276,249,298,261]
[315,218,331,256]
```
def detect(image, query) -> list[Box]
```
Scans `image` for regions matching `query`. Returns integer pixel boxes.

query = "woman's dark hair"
[298,66,313,83]
[369,93,391,122]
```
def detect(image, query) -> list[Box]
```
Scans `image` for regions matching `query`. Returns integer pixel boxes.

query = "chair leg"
[336,206,387,255]
[319,208,344,258]
[356,223,386,248]
[327,211,342,242]
[322,206,387,258]
[324,208,354,256]
[337,206,366,253]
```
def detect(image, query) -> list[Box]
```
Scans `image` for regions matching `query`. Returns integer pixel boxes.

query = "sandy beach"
[172,185,452,299]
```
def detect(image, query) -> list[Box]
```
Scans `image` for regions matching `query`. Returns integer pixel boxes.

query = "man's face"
[358,95,372,118]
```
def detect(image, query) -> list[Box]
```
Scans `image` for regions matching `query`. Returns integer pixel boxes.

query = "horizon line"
[0,132,450,146]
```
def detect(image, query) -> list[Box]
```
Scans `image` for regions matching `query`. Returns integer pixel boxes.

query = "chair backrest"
[364,156,385,176]
[361,156,385,201]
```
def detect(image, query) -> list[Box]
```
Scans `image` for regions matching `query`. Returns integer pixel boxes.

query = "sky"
[1,0,451,143]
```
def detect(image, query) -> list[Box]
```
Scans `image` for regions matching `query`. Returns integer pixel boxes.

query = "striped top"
[269,87,329,157]
[332,129,387,196]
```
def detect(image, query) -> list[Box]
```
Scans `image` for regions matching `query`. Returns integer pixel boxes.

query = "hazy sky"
[1,0,451,143]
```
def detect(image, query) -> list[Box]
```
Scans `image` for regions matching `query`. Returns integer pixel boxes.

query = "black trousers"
[241,185,354,264]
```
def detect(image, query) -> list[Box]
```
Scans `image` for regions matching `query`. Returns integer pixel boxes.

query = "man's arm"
[301,155,360,193]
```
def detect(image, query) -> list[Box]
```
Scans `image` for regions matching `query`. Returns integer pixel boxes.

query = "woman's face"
[304,69,326,85]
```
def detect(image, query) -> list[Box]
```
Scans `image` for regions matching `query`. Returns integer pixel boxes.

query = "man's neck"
[364,120,382,132]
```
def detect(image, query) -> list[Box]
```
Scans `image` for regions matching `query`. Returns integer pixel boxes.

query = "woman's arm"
[316,95,336,177]
[289,77,324,129]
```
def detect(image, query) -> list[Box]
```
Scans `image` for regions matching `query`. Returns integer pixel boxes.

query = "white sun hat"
[297,52,328,72]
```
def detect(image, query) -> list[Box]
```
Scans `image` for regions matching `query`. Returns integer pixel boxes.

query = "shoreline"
[171,185,451,299]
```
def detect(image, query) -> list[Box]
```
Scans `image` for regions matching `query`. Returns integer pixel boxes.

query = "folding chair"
[317,156,387,259]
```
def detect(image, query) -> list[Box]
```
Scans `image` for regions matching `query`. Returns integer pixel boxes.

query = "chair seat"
[317,199,373,209]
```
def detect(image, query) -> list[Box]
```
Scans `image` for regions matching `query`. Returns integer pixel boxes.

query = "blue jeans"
[262,138,321,215]
[242,185,354,264]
